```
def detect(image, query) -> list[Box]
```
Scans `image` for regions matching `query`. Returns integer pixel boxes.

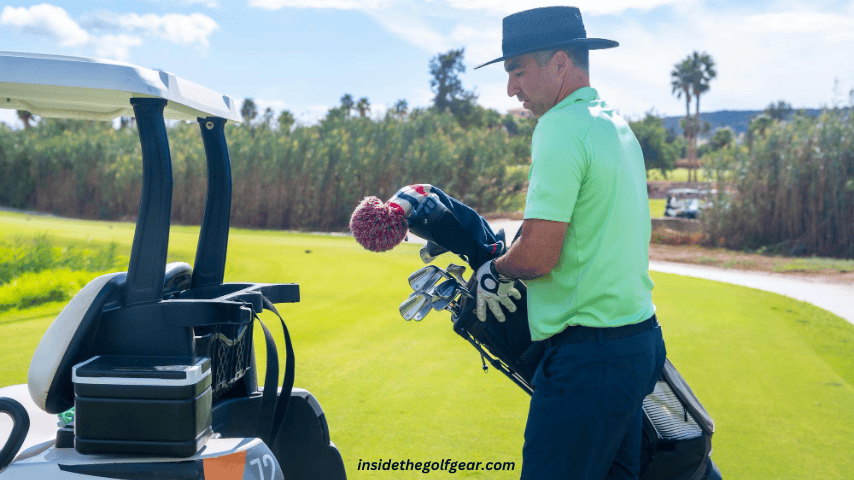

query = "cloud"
[441,0,685,16]
[0,109,23,128]
[1,4,91,46]
[588,3,854,117]
[248,0,392,10]
[93,34,143,62]
[296,105,334,125]
[254,98,290,112]
[88,12,218,47]
[144,0,220,7]
[476,82,522,112]
[2,4,218,62]
[740,11,854,41]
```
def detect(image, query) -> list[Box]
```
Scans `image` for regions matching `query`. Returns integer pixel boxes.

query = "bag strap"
[252,296,296,447]
[263,296,295,447]
[253,315,279,444]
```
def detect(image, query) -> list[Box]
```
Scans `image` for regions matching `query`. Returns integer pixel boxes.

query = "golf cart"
[663,188,715,219]
[0,51,346,479]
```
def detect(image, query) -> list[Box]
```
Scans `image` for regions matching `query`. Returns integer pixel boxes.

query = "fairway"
[1,211,853,479]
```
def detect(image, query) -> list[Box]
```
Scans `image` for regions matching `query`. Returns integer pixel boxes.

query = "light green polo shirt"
[524,87,655,341]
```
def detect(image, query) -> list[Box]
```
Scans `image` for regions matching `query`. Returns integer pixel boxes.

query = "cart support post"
[192,117,232,288]
[126,98,173,306]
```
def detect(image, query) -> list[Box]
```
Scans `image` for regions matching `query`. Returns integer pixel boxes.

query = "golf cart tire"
[212,388,346,480]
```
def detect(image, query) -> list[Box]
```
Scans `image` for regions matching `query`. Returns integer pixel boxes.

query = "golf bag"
[408,195,721,480]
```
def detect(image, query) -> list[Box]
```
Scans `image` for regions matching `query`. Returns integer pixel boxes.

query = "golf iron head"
[408,265,444,293]
[400,293,431,321]
[419,241,450,264]
[432,278,459,311]
[446,263,467,285]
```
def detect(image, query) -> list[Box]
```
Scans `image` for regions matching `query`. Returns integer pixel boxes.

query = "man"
[473,7,666,480]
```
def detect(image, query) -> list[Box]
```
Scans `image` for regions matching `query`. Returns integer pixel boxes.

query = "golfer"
[473,7,666,479]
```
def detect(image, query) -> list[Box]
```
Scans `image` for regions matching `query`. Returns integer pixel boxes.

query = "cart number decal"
[249,455,276,480]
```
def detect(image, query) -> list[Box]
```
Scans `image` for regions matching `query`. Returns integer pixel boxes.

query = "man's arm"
[493,218,567,280]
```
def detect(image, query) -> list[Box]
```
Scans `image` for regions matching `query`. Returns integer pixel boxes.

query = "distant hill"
[662,107,848,139]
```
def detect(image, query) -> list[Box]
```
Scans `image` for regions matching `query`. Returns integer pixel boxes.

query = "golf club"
[408,265,444,292]
[447,263,467,285]
[432,279,459,311]
[400,293,430,321]
[413,295,434,321]
[419,241,450,264]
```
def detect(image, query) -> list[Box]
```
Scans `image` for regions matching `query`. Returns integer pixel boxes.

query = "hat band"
[503,29,587,57]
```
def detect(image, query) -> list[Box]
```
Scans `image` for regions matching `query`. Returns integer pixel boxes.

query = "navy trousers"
[520,322,666,480]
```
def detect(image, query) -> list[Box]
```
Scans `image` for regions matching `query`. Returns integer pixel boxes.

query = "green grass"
[647,168,714,182]
[1,210,853,479]
[771,257,854,273]
[649,198,666,218]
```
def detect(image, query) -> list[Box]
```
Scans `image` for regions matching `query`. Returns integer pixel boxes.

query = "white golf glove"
[474,259,521,322]
[387,184,434,217]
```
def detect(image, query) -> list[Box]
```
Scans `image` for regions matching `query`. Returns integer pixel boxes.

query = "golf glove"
[388,184,434,218]
[475,259,520,323]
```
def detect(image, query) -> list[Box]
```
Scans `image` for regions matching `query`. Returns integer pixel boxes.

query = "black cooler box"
[72,355,213,457]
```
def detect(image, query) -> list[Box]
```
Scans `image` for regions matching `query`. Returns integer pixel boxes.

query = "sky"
[1,0,853,128]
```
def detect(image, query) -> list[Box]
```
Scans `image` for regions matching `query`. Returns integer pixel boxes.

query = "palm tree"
[392,99,408,119]
[340,94,354,117]
[748,114,774,148]
[671,58,695,179]
[16,110,34,129]
[690,51,716,182]
[240,98,257,125]
[261,107,274,128]
[277,109,295,132]
[356,97,370,118]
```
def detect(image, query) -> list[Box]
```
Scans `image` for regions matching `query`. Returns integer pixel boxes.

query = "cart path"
[404,219,854,327]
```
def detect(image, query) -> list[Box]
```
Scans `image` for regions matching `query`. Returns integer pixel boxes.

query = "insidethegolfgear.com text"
[357,458,515,474]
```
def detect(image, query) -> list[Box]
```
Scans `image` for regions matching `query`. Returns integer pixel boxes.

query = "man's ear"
[551,50,571,77]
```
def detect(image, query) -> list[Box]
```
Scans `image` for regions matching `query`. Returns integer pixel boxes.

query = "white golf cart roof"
[0,51,241,122]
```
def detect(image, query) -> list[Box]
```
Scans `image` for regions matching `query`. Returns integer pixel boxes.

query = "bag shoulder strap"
[252,296,296,447]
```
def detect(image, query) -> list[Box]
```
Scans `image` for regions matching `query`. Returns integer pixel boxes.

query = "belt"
[544,315,658,348]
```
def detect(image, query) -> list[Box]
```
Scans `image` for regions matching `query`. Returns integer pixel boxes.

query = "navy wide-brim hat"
[475,6,618,69]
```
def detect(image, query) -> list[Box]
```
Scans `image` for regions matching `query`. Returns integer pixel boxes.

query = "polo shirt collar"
[553,86,599,111]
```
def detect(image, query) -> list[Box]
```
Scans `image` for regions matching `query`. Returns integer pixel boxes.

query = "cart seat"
[27,263,192,414]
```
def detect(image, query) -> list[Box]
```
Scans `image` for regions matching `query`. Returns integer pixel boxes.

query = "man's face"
[505,53,560,118]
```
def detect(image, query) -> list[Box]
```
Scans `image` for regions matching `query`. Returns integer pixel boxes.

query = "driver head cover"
[350,196,408,252]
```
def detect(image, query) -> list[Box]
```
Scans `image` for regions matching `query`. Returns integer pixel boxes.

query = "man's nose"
[507,77,519,97]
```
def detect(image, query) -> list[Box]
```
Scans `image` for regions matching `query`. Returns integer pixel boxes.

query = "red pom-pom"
[350,196,408,252]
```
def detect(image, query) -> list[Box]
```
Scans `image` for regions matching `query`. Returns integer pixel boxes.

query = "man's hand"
[475,259,521,322]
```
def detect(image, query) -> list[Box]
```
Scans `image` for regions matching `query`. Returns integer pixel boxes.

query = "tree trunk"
[685,94,694,182]
[695,95,702,183]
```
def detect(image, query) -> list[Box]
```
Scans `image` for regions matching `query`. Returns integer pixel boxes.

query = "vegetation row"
[0,235,124,312]
[0,110,532,232]
[703,108,854,258]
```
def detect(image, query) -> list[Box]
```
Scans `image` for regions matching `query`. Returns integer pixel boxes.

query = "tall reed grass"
[0,112,530,232]
[703,109,854,258]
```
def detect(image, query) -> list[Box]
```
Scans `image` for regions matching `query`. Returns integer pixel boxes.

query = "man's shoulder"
[534,106,595,142]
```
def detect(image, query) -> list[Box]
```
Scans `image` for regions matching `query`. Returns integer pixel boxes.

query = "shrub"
[0,234,123,285]
[651,229,703,246]
[0,268,96,312]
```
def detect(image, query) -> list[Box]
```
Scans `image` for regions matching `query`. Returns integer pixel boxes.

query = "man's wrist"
[490,258,513,283]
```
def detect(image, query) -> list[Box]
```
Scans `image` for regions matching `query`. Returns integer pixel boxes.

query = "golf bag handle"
[0,397,29,472]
